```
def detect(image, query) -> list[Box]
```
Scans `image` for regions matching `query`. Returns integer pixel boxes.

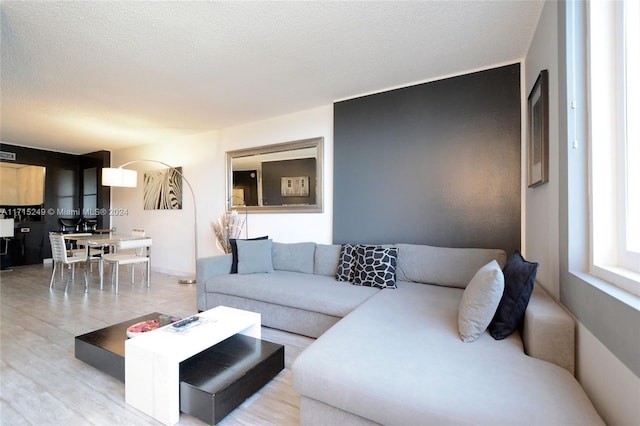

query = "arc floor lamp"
[102,160,197,284]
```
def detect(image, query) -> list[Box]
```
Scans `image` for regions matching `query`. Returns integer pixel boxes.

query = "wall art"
[528,70,549,187]
[143,167,182,209]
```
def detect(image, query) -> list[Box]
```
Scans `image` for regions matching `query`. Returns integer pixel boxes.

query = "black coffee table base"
[75,312,162,382]
[180,334,285,425]
[74,314,285,425]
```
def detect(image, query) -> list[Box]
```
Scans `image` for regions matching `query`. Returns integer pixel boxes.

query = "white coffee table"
[124,306,261,425]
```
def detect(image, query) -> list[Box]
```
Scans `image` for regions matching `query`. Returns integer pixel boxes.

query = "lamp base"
[178,278,196,284]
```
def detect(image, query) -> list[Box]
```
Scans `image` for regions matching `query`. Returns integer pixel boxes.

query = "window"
[83,167,97,217]
[588,0,640,296]
[623,0,639,255]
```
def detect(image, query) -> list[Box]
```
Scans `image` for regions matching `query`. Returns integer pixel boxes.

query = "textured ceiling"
[0,1,543,155]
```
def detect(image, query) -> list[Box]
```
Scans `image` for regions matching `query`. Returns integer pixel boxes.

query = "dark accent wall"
[0,143,110,263]
[333,64,521,255]
[262,158,316,206]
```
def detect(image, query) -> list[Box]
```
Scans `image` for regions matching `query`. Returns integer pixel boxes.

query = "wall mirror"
[227,137,323,213]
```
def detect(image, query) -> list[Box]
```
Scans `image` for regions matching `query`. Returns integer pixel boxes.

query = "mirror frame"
[226,137,323,213]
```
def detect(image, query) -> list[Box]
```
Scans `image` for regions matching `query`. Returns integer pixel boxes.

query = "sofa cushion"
[272,242,316,274]
[489,252,539,340]
[230,236,268,273]
[204,270,379,317]
[314,244,341,276]
[236,239,274,274]
[395,243,507,288]
[458,260,504,342]
[352,245,398,289]
[336,244,356,282]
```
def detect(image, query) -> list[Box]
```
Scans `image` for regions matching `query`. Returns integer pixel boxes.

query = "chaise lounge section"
[197,241,603,425]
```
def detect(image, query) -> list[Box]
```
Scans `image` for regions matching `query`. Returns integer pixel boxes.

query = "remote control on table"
[172,316,199,328]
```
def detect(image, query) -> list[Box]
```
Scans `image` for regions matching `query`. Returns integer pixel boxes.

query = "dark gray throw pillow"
[230,236,268,273]
[489,251,538,340]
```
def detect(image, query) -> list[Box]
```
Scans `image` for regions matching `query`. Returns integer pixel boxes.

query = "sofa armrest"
[196,255,232,311]
[522,284,575,375]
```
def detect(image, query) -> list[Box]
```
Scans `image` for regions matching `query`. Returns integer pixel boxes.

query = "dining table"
[64,232,148,250]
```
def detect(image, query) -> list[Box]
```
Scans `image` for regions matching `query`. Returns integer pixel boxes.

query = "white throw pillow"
[458,260,504,342]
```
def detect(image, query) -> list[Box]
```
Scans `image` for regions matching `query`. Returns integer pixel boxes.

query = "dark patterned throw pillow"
[336,244,356,282]
[352,245,398,289]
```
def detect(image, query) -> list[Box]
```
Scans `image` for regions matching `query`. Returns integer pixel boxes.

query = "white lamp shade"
[102,168,137,187]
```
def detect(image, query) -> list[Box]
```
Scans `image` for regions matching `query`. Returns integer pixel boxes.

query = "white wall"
[577,323,640,425]
[110,132,219,276]
[525,2,640,424]
[524,0,560,299]
[218,106,334,245]
[109,104,333,276]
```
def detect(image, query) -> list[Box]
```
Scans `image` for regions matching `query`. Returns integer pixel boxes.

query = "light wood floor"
[0,263,314,425]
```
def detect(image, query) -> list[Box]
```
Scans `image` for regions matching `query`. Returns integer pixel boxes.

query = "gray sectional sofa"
[197,242,604,425]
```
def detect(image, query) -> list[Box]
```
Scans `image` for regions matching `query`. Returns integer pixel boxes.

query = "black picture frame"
[527,70,549,187]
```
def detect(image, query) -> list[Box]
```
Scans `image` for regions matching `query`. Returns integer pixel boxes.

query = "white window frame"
[588,0,640,296]
[621,0,639,258]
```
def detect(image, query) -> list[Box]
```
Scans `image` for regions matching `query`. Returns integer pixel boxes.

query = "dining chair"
[59,218,81,233]
[64,232,103,275]
[49,232,88,292]
[65,232,103,255]
[55,232,83,281]
[101,238,152,294]
[108,228,146,279]
[116,229,146,254]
